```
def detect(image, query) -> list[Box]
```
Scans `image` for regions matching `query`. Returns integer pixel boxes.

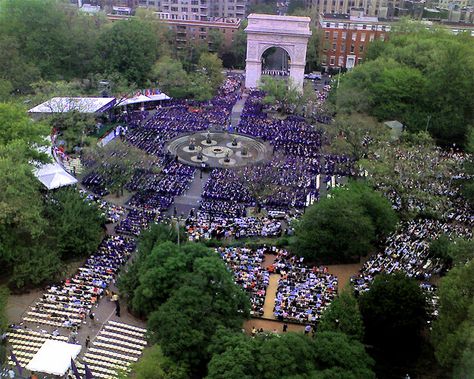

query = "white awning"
[26,340,82,376]
[34,163,78,190]
[117,93,171,107]
[29,97,116,114]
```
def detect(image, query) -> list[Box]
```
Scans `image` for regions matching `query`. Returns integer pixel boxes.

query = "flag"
[84,362,94,379]
[10,350,22,376]
[70,358,81,379]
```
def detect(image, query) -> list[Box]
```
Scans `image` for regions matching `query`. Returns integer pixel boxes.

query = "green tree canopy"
[334,26,474,147]
[259,76,302,114]
[318,291,364,341]
[44,188,104,261]
[294,182,397,263]
[431,260,474,377]
[206,331,375,379]
[98,19,160,85]
[151,57,192,99]
[147,255,250,374]
[129,345,187,379]
[359,273,427,357]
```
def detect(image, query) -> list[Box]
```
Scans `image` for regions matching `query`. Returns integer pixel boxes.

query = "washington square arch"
[244,14,312,92]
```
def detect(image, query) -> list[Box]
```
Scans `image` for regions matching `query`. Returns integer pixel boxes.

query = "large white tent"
[28,97,116,114]
[34,162,78,190]
[117,93,171,107]
[26,340,81,376]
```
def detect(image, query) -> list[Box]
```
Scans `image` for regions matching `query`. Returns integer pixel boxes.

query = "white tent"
[117,93,171,107]
[34,162,78,190]
[28,97,116,114]
[26,340,81,376]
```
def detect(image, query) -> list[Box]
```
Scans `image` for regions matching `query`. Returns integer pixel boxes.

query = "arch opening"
[261,46,291,77]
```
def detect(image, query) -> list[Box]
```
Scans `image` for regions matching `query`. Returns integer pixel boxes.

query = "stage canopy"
[29,97,116,114]
[117,93,171,107]
[26,340,81,376]
[34,162,78,190]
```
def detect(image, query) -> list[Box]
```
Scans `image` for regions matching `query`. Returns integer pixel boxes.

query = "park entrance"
[245,14,311,91]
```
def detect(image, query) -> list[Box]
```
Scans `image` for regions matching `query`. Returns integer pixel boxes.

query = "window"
[359,44,364,53]
[371,25,376,30]
[380,34,385,41]
[361,33,366,42]
[341,32,347,40]
[171,6,178,11]
[330,56,335,65]
[192,7,198,11]
[369,33,374,42]
[332,42,336,50]
[325,31,330,39]
[357,58,362,64]
[326,22,331,27]
[350,44,355,53]
[362,24,367,29]
[338,56,344,66]
[333,32,338,39]
[341,44,346,52]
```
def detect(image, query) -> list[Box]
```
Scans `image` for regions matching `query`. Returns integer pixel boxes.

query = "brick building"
[162,17,241,49]
[318,13,390,70]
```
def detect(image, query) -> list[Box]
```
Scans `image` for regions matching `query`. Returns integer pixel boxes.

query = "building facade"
[318,13,390,69]
[138,0,246,20]
[162,17,241,49]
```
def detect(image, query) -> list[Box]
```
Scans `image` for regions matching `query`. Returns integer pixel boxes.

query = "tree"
[259,76,302,114]
[333,26,474,147]
[0,80,12,102]
[208,29,225,57]
[197,53,224,93]
[127,242,214,316]
[0,103,50,161]
[84,140,157,196]
[44,188,104,261]
[287,0,306,15]
[431,260,474,377]
[305,28,320,73]
[147,256,250,375]
[151,57,191,99]
[206,331,375,379]
[359,273,427,357]
[98,19,160,84]
[49,111,96,153]
[130,345,187,379]
[318,291,364,341]
[322,114,390,160]
[294,190,375,263]
[230,20,247,69]
[294,182,396,263]
[0,0,70,80]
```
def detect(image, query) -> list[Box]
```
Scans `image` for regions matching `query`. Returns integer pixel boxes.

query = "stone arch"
[245,14,311,92]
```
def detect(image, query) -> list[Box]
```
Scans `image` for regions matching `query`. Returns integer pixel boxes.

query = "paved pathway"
[262,274,279,319]
[230,93,247,128]
[169,171,210,217]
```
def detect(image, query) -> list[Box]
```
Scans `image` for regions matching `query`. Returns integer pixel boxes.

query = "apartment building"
[138,0,246,20]
[162,17,241,48]
[318,13,390,69]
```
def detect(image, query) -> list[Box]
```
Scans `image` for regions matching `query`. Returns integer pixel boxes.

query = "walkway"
[170,170,209,217]
[230,93,248,128]
[262,274,279,319]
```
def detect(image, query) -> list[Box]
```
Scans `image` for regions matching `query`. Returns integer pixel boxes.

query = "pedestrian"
[304,324,311,335]
[251,326,257,337]
[283,323,288,332]
[89,312,95,326]
[115,301,121,317]
[85,335,90,349]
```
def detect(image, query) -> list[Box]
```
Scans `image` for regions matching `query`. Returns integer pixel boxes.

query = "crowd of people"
[185,213,282,241]
[217,247,269,316]
[270,250,337,324]
[352,217,473,295]
[25,236,136,329]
